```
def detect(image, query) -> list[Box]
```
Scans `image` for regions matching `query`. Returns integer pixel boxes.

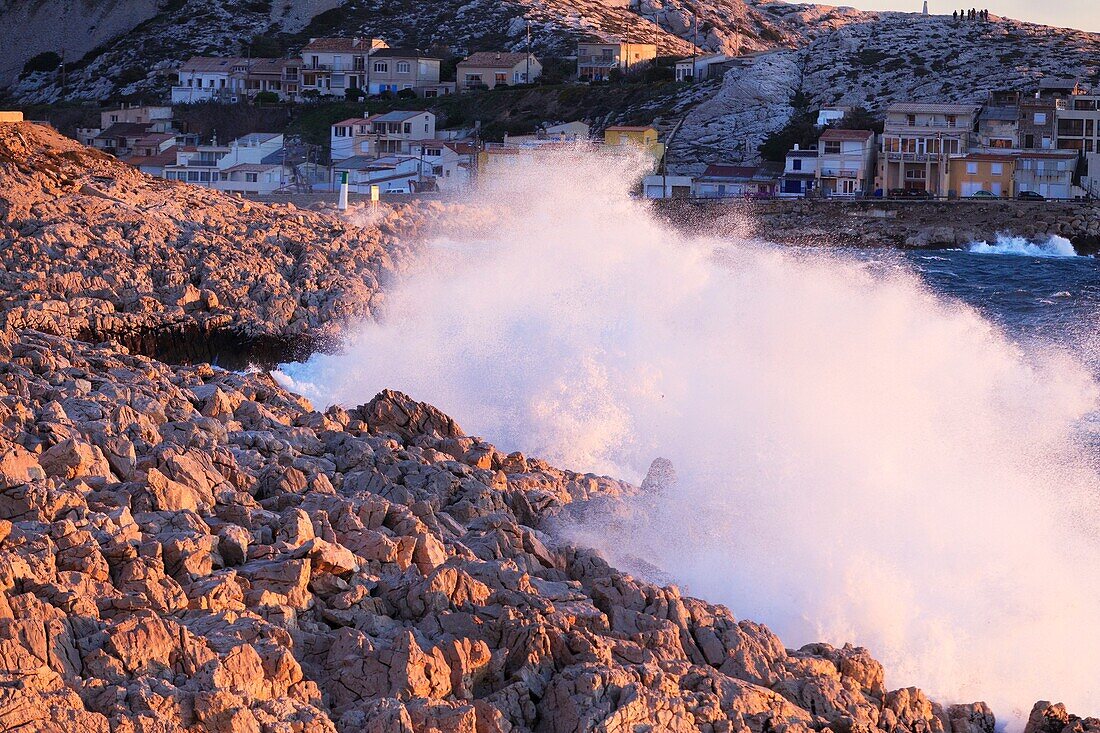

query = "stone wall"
[658,198,1100,253]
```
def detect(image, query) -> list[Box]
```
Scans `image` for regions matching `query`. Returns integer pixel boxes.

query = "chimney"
[793,143,799,150]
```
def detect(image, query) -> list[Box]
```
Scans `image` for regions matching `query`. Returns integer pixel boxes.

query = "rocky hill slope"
[0,117,1095,733]
[0,121,418,363]
[3,0,807,104]
[670,12,1100,172]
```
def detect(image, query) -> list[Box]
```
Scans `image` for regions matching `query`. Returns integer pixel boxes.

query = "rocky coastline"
[1,120,1097,732]
[657,198,1100,253]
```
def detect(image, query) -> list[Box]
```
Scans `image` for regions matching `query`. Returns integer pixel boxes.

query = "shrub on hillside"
[23,52,61,75]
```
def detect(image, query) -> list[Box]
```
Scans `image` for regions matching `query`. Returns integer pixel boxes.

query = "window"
[906,114,916,126]
[311,55,318,68]
[403,122,412,134]
[966,162,978,175]
[110,114,118,122]
[792,158,802,171]
[495,72,507,85]
[601,48,613,59]
[423,123,429,132]
[824,141,841,154]
[464,73,482,84]
[200,171,211,182]
[1034,112,1047,125]
[991,163,1003,175]
[334,126,347,137]
[374,61,388,73]
[397,61,410,74]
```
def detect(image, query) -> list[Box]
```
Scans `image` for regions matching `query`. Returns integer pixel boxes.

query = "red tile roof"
[819,128,874,141]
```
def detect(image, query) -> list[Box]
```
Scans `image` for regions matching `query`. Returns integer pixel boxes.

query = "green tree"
[23,52,61,74]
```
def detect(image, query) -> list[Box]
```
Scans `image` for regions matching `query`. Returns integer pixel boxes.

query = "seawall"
[655,198,1100,253]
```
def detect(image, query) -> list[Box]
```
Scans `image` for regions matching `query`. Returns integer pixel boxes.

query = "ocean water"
[278,154,1100,725]
[898,242,1100,369]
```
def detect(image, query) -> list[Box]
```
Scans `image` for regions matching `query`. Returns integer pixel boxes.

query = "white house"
[333,155,436,194]
[642,174,694,198]
[816,128,876,197]
[780,145,818,197]
[816,106,852,127]
[164,132,288,194]
[674,53,730,82]
[410,140,478,191]
[173,57,249,103]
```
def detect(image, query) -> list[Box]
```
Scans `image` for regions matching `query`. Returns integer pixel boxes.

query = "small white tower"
[922,0,928,14]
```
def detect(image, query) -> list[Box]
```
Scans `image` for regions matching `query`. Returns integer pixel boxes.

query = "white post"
[338,171,349,210]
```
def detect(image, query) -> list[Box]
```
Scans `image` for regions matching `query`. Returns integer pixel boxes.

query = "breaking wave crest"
[968,234,1080,257]
[278,152,1100,726]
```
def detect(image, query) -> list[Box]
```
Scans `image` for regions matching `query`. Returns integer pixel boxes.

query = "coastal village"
[11,29,1100,203]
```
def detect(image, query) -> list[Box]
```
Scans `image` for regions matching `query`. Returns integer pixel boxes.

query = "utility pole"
[526,21,531,83]
[692,9,698,81]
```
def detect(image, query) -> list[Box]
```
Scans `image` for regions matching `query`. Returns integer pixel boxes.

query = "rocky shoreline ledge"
[0,121,1096,732]
[657,199,1100,253]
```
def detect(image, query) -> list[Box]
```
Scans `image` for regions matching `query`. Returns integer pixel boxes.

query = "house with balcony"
[948,153,1015,197]
[780,145,817,197]
[817,128,876,197]
[577,41,656,81]
[1054,93,1100,153]
[244,58,302,100]
[1014,149,1076,199]
[457,52,542,91]
[878,103,980,197]
[173,57,249,103]
[300,37,389,97]
[366,48,447,96]
[330,111,438,162]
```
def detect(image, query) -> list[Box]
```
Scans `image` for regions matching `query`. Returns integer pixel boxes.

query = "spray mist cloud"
[278,151,1100,726]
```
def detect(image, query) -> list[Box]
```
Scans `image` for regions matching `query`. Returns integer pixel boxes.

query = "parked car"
[1017,190,1046,201]
[970,190,997,198]
[888,188,932,199]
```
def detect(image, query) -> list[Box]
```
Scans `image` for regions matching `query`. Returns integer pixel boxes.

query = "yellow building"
[948,153,1016,198]
[603,125,665,171]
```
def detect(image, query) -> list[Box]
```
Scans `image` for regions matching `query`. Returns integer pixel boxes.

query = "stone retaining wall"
[657,198,1100,253]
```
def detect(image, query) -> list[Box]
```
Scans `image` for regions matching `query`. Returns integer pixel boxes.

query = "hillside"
[2,0,802,104]
[669,12,1100,172]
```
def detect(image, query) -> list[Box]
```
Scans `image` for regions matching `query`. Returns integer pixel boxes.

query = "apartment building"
[1054,94,1100,153]
[300,37,388,96]
[879,103,980,196]
[577,41,657,81]
[172,57,249,103]
[457,52,542,91]
[816,128,876,196]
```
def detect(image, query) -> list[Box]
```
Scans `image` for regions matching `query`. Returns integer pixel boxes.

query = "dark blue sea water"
[903,247,1100,345]
[854,244,1100,375]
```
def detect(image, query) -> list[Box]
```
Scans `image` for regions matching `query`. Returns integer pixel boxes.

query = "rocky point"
[0,119,1092,732]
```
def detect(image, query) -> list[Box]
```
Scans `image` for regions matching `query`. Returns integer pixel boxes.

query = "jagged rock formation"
[0,328,1000,732]
[0,121,418,363]
[671,13,1100,171]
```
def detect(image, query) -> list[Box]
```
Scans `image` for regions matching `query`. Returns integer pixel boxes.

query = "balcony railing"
[819,168,859,177]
